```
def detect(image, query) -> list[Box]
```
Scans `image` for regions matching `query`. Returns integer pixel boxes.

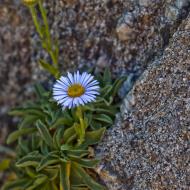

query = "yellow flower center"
[67,84,85,98]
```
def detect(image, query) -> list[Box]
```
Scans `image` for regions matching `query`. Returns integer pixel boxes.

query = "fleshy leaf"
[16,151,42,167]
[7,127,36,144]
[72,163,105,190]
[94,114,113,125]
[36,120,53,147]
[78,127,106,149]
[26,174,48,190]
[60,162,71,190]
[69,156,99,168]
[37,154,60,171]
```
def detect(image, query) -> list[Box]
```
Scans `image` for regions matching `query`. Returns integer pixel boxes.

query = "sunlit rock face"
[96,14,190,190]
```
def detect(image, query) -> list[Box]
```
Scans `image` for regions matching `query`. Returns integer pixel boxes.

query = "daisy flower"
[53,71,100,109]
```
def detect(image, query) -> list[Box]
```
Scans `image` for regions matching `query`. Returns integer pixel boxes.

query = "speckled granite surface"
[0,1,32,143]
[33,0,190,78]
[97,13,190,190]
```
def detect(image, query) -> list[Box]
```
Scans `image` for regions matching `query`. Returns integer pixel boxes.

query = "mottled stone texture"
[97,14,190,190]
[0,1,32,143]
[34,0,190,78]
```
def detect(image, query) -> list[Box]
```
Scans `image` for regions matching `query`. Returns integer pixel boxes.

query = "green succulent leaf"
[53,126,65,148]
[43,168,59,180]
[40,140,50,155]
[103,67,112,84]
[25,167,37,178]
[7,127,36,144]
[36,120,53,147]
[16,151,42,167]
[31,133,40,150]
[78,127,106,149]
[94,114,113,125]
[2,178,33,190]
[9,108,46,118]
[51,117,73,129]
[71,187,89,190]
[72,163,105,190]
[67,149,89,158]
[39,59,59,78]
[70,164,85,187]
[19,115,39,129]
[37,154,60,171]
[100,85,113,98]
[61,144,72,151]
[63,126,76,144]
[111,76,127,98]
[70,157,99,168]
[26,174,48,190]
[34,83,47,99]
[18,138,30,155]
[60,162,71,190]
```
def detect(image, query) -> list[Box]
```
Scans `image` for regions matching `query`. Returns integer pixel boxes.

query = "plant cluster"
[0,1,126,190]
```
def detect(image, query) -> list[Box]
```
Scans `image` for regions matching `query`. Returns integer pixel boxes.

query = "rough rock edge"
[96,12,190,190]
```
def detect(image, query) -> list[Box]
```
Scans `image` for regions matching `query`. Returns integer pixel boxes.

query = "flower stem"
[29,2,60,78]
[30,6,43,38]
[38,1,59,67]
[76,106,86,145]
[38,0,51,48]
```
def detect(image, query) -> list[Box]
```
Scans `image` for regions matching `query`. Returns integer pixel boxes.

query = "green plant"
[1,1,127,190]
[2,70,125,190]
[25,0,60,78]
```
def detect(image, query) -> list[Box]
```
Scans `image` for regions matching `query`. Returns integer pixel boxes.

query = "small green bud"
[22,0,39,6]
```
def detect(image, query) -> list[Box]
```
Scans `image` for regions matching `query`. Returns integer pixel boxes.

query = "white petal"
[53,95,63,101]
[53,94,68,101]
[68,99,74,108]
[73,98,79,107]
[80,72,88,85]
[85,80,99,88]
[80,94,95,103]
[77,71,81,82]
[83,75,94,87]
[80,94,89,103]
[86,95,95,102]
[67,72,74,84]
[84,93,96,99]
[86,86,100,91]
[60,76,71,86]
[73,72,77,83]
[53,83,64,90]
[57,97,70,104]
[78,97,85,105]
[57,80,68,88]
[85,90,99,95]
[63,98,73,107]
[53,89,65,94]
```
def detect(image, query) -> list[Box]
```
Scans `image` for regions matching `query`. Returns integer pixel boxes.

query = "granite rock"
[33,0,190,78]
[97,13,190,190]
[0,1,33,141]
